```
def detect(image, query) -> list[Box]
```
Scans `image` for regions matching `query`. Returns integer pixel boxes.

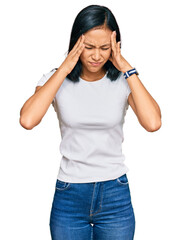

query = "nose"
[92,49,101,61]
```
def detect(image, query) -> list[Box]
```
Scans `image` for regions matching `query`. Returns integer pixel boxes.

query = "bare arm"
[19,34,85,130]
[109,31,162,132]
[19,66,68,130]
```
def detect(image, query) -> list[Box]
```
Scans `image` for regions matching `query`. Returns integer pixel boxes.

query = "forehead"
[83,28,112,46]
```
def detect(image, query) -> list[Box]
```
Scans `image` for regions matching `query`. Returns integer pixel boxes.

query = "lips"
[89,62,102,66]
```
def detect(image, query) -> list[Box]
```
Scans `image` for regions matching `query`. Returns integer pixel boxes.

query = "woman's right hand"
[61,35,85,75]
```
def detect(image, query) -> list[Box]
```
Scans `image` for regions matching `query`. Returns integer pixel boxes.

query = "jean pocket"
[55,179,71,191]
[116,174,129,185]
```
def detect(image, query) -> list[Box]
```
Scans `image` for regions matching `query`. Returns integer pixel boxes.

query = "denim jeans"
[49,174,136,240]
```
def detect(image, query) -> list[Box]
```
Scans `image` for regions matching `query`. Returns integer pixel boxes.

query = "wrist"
[124,67,139,79]
[121,65,133,73]
[59,63,70,75]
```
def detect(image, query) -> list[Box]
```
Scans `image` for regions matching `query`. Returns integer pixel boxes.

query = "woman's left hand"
[109,31,133,73]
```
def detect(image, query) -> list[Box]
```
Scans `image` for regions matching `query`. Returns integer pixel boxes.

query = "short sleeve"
[36,69,57,110]
[121,73,132,111]
[122,74,131,99]
[126,82,131,99]
[36,74,48,87]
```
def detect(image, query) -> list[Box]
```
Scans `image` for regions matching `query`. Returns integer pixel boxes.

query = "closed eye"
[85,47,109,50]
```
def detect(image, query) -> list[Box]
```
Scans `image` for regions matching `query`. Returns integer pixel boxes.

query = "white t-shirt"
[36,68,131,183]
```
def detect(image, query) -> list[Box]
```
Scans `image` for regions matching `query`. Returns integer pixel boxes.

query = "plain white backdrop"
[1,0,181,239]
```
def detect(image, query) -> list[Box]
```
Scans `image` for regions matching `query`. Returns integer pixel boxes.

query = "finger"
[113,32,119,55]
[111,31,117,54]
[117,41,121,54]
[76,35,85,51]
[74,36,85,57]
[74,35,83,47]
[75,42,85,57]
[72,35,84,52]
[75,35,85,53]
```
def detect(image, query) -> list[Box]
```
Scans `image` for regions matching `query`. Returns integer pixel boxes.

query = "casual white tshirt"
[36,68,131,183]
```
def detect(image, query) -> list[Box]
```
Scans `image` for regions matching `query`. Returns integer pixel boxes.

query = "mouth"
[89,62,102,67]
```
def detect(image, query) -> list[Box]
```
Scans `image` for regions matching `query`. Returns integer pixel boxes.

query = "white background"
[1,0,181,239]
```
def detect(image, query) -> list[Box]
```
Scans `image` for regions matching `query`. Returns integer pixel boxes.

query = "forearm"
[124,68,162,131]
[20,65,68,129]
[108,30,161,131]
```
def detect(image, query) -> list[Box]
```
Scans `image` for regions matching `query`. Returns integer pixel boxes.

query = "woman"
[19,4,162,240]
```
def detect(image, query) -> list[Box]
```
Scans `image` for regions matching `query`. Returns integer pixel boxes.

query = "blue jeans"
[49,174,136,240]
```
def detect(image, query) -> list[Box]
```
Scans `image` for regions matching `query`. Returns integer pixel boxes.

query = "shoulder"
[40,67,58,79]
[116,72,128,89]
[50,68,58,72]
[36,67,58,87]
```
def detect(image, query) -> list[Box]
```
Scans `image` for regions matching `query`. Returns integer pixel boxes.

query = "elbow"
[146,118,162,132]
[19,115,35,130]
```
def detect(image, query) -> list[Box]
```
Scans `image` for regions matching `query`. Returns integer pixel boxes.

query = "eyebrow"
[84,42,111,47]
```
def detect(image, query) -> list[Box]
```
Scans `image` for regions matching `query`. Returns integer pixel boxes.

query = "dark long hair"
[60,5,122,82]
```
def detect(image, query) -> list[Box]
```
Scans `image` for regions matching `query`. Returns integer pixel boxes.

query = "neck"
[80,68,107,81]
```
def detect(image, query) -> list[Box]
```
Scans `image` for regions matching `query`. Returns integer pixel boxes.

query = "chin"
[89,67,102,72]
